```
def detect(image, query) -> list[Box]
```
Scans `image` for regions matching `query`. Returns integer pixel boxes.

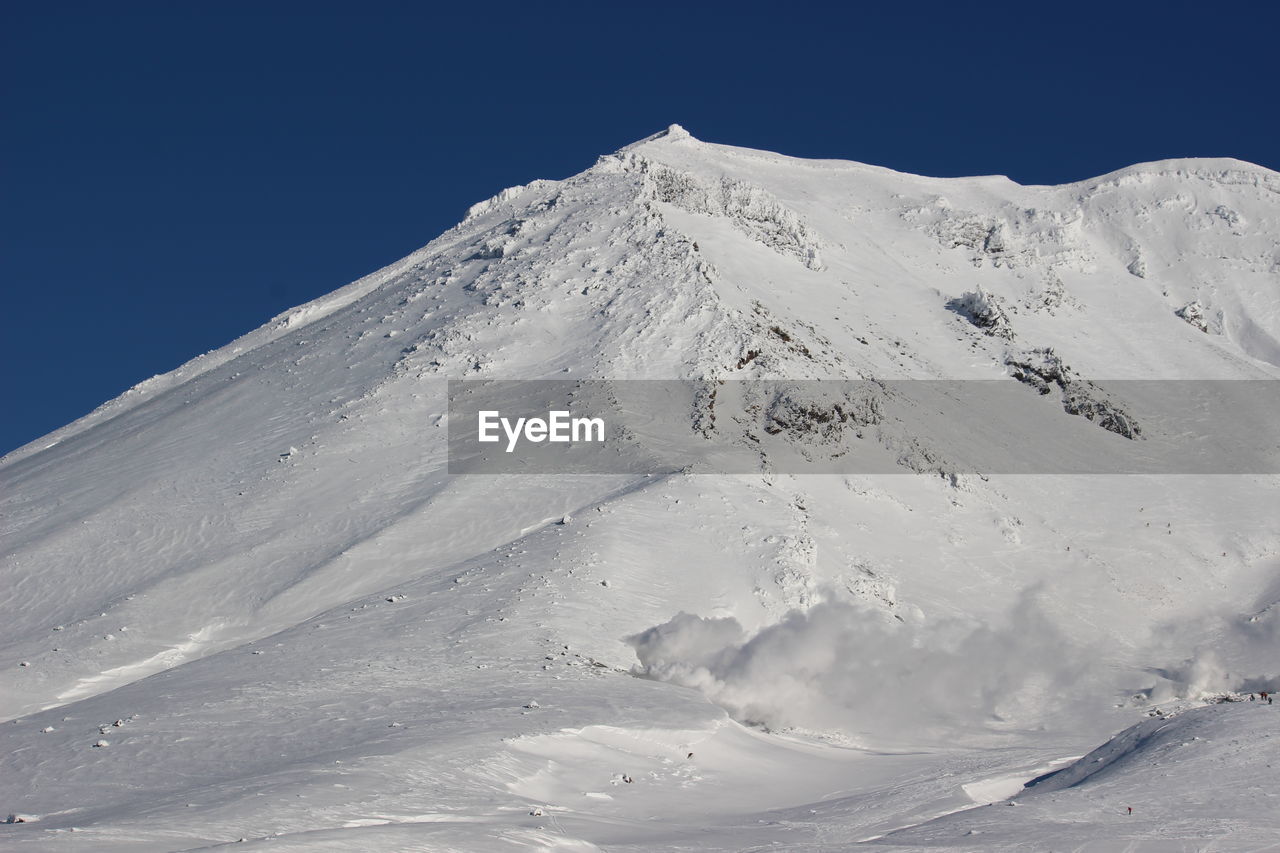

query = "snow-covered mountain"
[2,126,1277,851]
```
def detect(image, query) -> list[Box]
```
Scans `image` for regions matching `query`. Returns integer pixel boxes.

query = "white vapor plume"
[628,592,1099,744]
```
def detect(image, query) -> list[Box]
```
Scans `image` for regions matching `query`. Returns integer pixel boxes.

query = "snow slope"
[2,126,1278,850]
[869,701,1280,850]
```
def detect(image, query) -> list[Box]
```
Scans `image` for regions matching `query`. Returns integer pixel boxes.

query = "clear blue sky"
[3,1,1276,455]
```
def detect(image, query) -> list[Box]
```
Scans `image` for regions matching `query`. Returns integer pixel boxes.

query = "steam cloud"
[627,593,1099,744]
[1150,598,1280,700]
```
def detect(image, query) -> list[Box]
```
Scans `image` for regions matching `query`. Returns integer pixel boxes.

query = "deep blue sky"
[3,1,1276,455]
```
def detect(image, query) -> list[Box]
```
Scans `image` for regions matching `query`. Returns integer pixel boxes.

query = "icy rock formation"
[1005,347,1141,439]
[1175,300,1211,333]
[948,288,1015,338]
[626,157,825,271]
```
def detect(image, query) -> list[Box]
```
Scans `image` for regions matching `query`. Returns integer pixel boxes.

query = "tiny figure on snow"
[1126,806,1132,815]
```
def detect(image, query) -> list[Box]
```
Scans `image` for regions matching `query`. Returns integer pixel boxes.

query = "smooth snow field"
[3,126,1278,851]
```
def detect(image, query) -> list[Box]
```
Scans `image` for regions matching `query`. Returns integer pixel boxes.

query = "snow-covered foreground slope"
[2,127,1278,850]
[869,701,1280,851]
